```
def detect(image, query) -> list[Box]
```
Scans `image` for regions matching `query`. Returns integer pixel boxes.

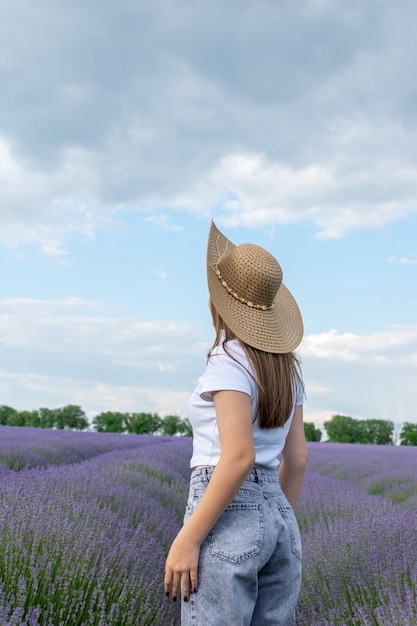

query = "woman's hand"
[164,529,200,602]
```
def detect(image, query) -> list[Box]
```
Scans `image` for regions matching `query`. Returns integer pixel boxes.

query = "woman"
[164,220,308,625]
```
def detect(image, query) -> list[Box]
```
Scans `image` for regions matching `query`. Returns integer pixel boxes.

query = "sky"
[1,0,416,436]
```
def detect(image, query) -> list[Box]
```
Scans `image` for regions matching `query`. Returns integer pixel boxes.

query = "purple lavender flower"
[1,431,416,624]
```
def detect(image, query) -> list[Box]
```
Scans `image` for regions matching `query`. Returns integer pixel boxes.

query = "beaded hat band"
[207,220,303,354]
[215,269,275,311]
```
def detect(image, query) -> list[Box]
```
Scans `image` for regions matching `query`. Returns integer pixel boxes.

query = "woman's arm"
[278,404,308,508]
[164,390,255,601]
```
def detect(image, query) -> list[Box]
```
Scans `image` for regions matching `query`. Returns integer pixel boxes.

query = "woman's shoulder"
[209,339,245,360]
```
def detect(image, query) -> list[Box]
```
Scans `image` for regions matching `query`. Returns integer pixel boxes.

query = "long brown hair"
[209,300,303,429]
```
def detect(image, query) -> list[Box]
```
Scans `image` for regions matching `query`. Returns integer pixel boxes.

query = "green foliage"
[160,415,190,436]
[93,411,128,433]
[324,415,360,443]
[324,415,394,444]
[0,402,407,444]
[0,405,88,430]
[56,405,89,430]
[126,412,162,435]
[400,422,417,446]
[361,418,394,445]
[304,422,322,442]
[4,409,29,427]
[0,404,192,437]
[0,405,18,425]
[38,407,57,429]
[160,416,192,437]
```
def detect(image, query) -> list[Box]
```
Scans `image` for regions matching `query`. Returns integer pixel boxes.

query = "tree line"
[1,404,416,445]
[304,414,417,446]
[0,405,192,437]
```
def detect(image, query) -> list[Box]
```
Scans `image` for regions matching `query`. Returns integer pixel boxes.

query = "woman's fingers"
[164,567,184,600]
[181,571,190,601]
[170,571,182,601]
[164,568,198,601]
[189,567,198,595]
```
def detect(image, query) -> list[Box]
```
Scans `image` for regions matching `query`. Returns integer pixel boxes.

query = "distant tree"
[126,412,161,435]
[160,415,187,436]
[0,405,18,425]
[304,422,322,442]
[38,407,57,429]
[19,410,40,428]
[93,411,127,433]
[324,415,361,443]
[324,415,395,444]
[399,422,417,446]
[360,419,394,445]
[4,410,27,427]
[55,405,89,430]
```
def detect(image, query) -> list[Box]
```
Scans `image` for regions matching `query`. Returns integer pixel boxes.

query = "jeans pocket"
[278,505,302,561]
[207,503,264,564]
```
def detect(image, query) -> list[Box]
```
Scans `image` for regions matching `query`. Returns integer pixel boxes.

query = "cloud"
[300,326,417,425]
[169,149,417,238]
[41,245,72,266]
[388,256,417,265]
[0,371,191,419]
[144,215,184,232]
[0,297,415,426]
[299,326,417,364]
[0,297,208,403]
[1,1,417,247]
[153,269,168,280]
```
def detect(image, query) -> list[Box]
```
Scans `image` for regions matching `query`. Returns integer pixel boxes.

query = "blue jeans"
[181,466,302,626]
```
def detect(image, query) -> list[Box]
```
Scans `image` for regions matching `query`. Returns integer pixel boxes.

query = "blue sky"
[1,0,416,436]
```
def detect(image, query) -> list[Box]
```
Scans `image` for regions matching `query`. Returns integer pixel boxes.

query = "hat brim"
[207,220,303,353]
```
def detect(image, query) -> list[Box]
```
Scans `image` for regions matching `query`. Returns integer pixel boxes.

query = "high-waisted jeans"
[181,466,302,626]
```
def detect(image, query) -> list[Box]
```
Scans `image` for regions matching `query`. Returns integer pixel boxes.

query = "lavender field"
[1,427,416,625]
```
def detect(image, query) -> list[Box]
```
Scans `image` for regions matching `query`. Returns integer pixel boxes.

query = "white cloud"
[388,256,417,265]
[299,326,417,364]
[144,215,184,232]
[299,326,417,426]
[41,245,72,265]
[153,268,168,280]
[0,297,415,425]
[0,371,191,419]
[305,382,332,395]
[169,148,417,238]
[0,297,208,412]
[1,1,417,247]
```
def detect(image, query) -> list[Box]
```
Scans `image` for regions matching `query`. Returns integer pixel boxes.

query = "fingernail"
[193,588,197,593]
[165,592,170,597]
[172,596,177,602]
[183,597,188,602]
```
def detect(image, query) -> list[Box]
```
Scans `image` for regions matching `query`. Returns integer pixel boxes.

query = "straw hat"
[207,220,303,353]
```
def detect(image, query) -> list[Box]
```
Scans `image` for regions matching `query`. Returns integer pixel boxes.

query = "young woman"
[164,220,308,625]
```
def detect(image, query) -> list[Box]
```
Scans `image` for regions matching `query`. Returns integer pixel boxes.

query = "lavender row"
[297,443,417,623]
[0,439,192,625]
[0,426,173,473]
[306,442,417,509]
[296,468,417,625]
[1,433,416,624]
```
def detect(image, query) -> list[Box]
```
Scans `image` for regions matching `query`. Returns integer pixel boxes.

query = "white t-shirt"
[188,339,304,469]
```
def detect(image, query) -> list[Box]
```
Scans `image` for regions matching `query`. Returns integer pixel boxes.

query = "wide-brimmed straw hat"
[207,220,303,353]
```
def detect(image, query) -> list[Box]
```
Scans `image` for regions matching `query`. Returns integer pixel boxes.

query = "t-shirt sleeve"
[199,350,253,402]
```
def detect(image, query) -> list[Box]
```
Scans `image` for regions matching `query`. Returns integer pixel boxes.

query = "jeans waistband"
[190,465,278,486]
